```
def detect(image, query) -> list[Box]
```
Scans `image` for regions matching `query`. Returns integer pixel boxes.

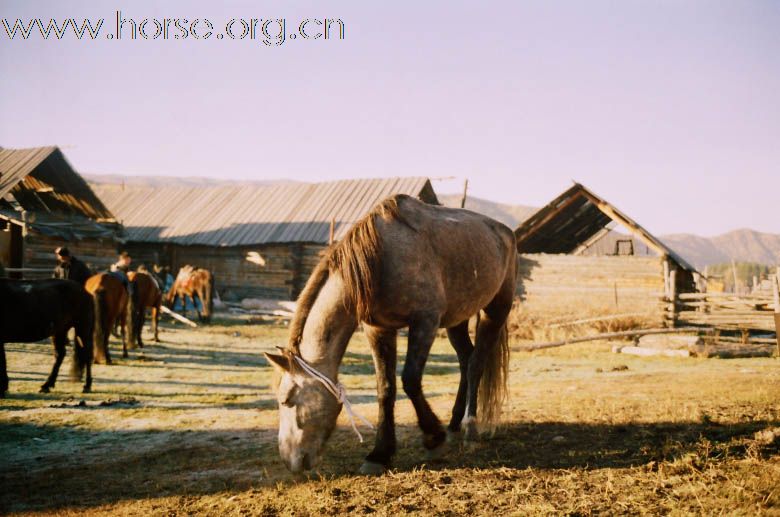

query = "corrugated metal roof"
[0,146,117,222]
[0,146,57,198]
[92,177,439,246]
[514,183,698,273]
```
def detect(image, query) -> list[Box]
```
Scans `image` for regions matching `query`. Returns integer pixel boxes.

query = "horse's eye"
[281,385,298,407]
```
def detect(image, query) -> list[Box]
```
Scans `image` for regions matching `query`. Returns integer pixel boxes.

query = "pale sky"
[1,1,778,236]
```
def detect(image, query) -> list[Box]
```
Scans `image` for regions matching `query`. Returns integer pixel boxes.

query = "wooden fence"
[664,267,780,335]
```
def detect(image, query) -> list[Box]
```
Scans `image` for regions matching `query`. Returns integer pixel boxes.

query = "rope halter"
[291,354,374,442]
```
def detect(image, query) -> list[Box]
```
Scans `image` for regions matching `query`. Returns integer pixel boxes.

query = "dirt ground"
[1,315,779,516]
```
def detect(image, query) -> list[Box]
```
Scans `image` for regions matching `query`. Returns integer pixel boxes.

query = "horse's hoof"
[358,461,386,476]
[39,386,50,393]
[463,418,479,442]
[424,441,448,461]
[446,430,462,444]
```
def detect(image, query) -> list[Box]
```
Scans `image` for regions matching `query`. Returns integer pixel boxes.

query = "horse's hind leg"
[119,309,128,358]
[0,342,8,398]
[138,309,146,348]
[75,328,93,394]
[41,332,67,393]
[446,320,474,438]
[402,313,446,455]
[361,326,398,475]
[152,306,160,342]
[464,291,512,441]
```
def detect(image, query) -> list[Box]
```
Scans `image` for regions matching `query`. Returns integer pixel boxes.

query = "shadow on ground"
[1,417,776,514]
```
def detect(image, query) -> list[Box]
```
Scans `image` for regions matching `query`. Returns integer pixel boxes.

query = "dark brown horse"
[1,279,94,397]
[126,270,162,351]
[85,273,129,364]
[265,194,517,474]
[167,266,214,322]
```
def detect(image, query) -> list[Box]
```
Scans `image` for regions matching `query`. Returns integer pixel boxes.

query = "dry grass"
[507,302,660,343]
[1,315,779,516]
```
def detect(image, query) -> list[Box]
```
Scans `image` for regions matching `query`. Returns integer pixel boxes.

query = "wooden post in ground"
[328,217,335,245]
[773,267,780,356]
[663,259,670,299]
[613,281,619,309]
[460,179,469,208]
[663,259,671,327]
[669,268,678,328]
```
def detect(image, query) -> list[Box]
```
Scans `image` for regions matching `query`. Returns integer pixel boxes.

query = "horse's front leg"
[403,313,446,457]
[446,319,474,440]
[194,291,203,321]
[120,310,128,359]
[41,332,67,393]
[0,342,8,398]
[360,326,397,475]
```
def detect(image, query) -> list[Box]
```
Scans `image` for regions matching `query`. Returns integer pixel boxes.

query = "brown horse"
[85,273,128,364]
[265,194,517,474]
[126,271,162,351]
[167,266,214,322]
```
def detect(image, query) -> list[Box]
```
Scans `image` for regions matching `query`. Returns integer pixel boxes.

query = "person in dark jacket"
[53,247,92,285]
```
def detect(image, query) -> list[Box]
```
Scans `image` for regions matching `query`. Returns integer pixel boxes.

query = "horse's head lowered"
[264,350,342,473]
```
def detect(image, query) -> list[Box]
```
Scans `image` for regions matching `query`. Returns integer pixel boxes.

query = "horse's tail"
[93,288,109,363]
[69,333,91,381]
[477,244,515,433]
[477,319,510,433]
[71,291,95,380]
[126,279,140,349]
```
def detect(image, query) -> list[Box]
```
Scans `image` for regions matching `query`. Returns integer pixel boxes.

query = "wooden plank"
[514,327,707,351]
[616,346,691,358]
[548,312,651,328]
[160,305,198,327]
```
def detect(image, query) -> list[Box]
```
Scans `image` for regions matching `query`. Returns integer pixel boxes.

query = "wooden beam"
[513,326,707,351]
[572,226,612,255]
[514,190,585,248]
[578,189,668,259]
[160,305,198,327]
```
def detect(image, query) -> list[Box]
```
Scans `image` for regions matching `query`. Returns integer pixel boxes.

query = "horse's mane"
[287,195,408,352]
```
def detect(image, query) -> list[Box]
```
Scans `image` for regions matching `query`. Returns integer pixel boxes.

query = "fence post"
[669,268,678,328]
[773,267,780,357]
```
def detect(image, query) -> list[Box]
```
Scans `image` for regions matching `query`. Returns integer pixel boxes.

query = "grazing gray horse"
[265,194,517,474]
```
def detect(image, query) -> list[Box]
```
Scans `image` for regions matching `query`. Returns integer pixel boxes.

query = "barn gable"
[514,183,697,274]
[0,146,120,240]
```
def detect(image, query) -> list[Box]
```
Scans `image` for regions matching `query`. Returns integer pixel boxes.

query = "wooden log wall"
[122,242,328,301]
[22,232,118,278]
[517,254,667,320]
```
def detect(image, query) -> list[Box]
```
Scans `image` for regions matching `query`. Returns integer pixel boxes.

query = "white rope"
[291,355,374,442]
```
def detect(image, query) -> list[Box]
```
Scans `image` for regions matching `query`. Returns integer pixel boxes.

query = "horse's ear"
[264,352,290,372]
